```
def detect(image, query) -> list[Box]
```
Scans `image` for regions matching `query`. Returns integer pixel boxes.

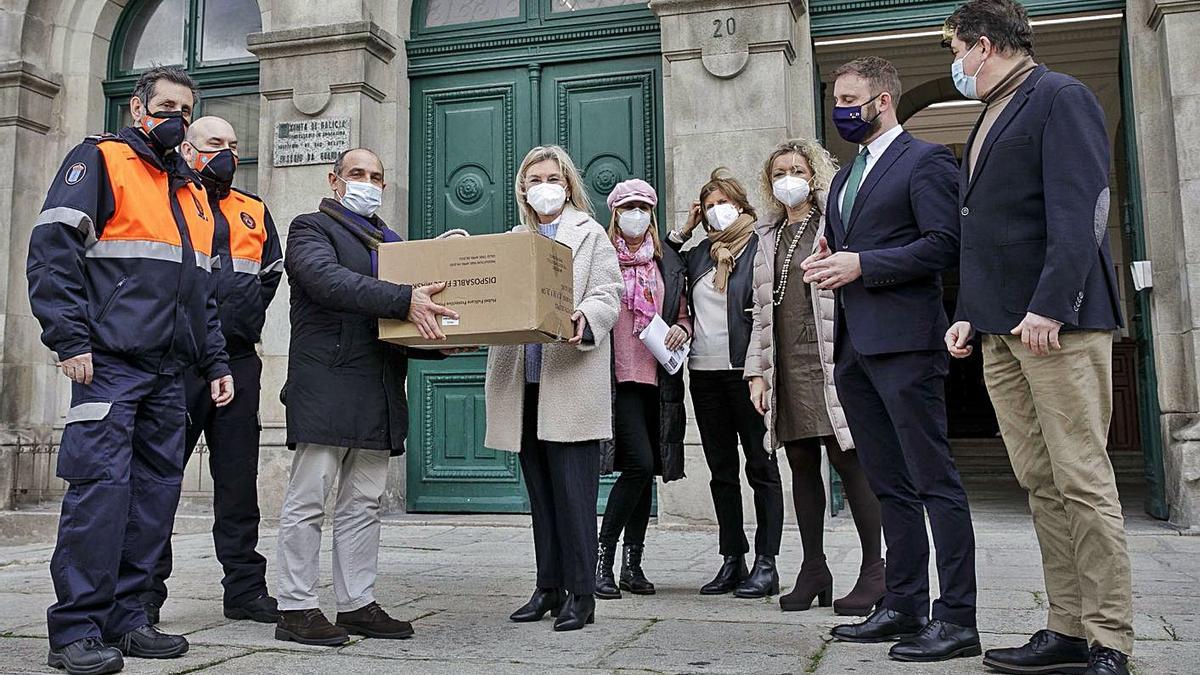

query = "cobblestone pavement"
[1,487,1196,674]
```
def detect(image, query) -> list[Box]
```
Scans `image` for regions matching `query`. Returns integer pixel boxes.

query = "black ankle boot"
[779,556,833,611]
[553,593,596,631]
[700,555,748,595]
[510,588,566,623]
[595,542,620,600]
[734,555,780,598]
[834,558,885,616]
[620,544,655,595]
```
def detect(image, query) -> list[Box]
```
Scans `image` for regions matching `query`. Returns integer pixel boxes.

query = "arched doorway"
[403,0,664,512]
[104,0,263,192]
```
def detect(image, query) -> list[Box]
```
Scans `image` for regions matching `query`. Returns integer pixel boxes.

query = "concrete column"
[1127,0,1200,529]
[247,14,411,515]
[650,0,817,529]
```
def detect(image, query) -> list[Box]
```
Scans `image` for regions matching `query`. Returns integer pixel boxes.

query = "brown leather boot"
[833,558,886,616]
[275,608,350,646]
[336,602,414,639]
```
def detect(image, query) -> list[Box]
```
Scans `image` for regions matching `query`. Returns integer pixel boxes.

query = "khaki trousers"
[983,331,1133,654]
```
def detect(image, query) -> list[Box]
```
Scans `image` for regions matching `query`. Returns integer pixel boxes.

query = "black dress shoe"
[106,624,189,659]
[1084,646,1130,675]
[700,555,748,595]
[831,607,928,643]
[224,594,279,623]
[983,630,1089,674]
[47,638,124,675]
[734,555,779,598]
[553,593,596,631]
[595,542,620,600]
[889,619,982,662]
[510,588,566,622]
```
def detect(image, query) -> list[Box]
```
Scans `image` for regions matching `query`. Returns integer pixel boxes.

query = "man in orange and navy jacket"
[26,66,231,675]
[144,116,283,627]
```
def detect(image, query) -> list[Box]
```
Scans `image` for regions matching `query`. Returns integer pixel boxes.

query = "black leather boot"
[700,555,748,595]
[553,593,596,631]
[619,544,655,595]
[833,558,885,616]
[779,556,833,611]
[47,638,124,675]
[510,588,566,622]
[983,630,1090,674]
[734,555,780,598]
[595,542,620,600]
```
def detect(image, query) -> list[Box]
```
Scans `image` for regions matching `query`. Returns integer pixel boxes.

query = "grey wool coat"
[484,206,623,452]
[744,211,854,453]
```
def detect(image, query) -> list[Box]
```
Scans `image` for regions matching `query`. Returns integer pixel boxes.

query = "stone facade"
[1,0,1198,531]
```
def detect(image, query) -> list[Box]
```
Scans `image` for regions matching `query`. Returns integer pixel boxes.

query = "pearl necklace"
[772,208,815,306]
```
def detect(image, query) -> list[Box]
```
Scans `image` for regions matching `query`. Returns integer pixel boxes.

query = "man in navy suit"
[802,56,980,663]
[943,3,1131,675]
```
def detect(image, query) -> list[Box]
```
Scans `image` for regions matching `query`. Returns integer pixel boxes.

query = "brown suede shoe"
[275,608,350,646]
[336,602,414,640]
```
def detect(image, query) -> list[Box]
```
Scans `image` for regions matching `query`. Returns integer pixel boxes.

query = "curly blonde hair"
[759,139,839,222]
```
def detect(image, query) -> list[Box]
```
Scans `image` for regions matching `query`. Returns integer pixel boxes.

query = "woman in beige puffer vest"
[744,139,885,617]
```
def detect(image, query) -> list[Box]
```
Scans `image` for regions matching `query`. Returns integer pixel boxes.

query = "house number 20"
[712,17,737,37]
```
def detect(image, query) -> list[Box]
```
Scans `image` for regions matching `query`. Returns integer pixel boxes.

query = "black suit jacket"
[826,130,961,356]
[956,65,1122,334]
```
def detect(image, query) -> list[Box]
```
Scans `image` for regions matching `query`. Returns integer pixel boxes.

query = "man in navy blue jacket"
[943,3,1132,675]
[802,56,979,664]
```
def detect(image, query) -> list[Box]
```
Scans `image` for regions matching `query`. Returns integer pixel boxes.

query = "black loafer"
[831,607,928,643]
[47,637,124,675]
[890,619,982,662]
[106,624,188,659]
[983,629,1089,674]
[224,594,279,623]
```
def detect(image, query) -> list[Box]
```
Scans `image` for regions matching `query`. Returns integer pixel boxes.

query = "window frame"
[411,0,653,37]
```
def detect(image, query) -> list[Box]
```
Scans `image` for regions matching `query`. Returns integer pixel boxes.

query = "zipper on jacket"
[96,276,128,322]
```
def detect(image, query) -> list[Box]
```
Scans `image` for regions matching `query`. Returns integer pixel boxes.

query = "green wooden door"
[405,47,664,513]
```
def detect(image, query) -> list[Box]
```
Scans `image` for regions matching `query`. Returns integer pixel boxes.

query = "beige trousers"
[982,331,1134,653]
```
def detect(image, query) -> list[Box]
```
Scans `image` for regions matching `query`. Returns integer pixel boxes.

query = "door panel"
[407,55,664,513]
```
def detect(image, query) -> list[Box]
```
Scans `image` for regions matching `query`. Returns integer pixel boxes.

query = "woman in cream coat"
[485,145,621,632]
[745,139,884,617]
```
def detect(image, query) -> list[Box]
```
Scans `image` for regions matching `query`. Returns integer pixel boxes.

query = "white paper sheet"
[638,314,689,375]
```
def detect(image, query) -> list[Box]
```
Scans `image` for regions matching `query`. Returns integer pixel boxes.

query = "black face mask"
[192,148,238,187]
[137,110,188,155]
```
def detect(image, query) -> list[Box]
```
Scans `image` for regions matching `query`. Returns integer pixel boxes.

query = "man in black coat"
[802,56,979,663]
[943,3,1132,675]
[274,148,456,647]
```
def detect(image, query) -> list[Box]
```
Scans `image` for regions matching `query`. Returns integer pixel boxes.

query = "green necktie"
[840,147,870,222]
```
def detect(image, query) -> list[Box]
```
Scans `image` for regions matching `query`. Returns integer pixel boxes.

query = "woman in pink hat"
[594,179,692,600]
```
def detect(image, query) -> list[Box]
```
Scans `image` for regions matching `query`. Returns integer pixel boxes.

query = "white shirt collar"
[862,124,905,159]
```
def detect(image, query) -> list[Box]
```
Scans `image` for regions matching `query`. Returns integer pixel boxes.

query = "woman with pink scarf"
[594,179,691,600]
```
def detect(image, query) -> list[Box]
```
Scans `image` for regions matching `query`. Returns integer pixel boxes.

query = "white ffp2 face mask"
[772,175,812,209]
[706,203,741,231]
[527,183,567,216]
[618,209,652,238]
[337,177,383,218]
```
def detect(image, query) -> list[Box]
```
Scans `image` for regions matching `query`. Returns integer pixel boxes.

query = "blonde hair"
[698,168,757,229]
[759,139,839,222]
[607,206,663,259]
[514,145,593,226]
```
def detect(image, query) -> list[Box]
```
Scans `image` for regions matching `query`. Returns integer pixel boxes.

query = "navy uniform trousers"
[146,352,268,608]
[47,352,186,649]
[832,323,978,627]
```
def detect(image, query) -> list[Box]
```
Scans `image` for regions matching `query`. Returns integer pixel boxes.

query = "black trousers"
[689,369,784,557]
[833,332,978,627]
[145,353,268,607]
[599,382,657,548]
[520,385,601,595]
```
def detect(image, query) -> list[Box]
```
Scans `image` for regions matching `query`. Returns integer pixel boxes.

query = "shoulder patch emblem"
[192,193,208,221]
[240,212,257,230]
[64,163,87,186]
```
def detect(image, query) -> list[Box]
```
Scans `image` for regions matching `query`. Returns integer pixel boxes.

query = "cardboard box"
[378,231,575,347]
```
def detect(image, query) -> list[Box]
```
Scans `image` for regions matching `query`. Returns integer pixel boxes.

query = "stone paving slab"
[0,505,1196,674]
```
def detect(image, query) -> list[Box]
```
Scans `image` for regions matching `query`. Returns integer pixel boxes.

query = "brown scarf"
[707,214,755,293]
